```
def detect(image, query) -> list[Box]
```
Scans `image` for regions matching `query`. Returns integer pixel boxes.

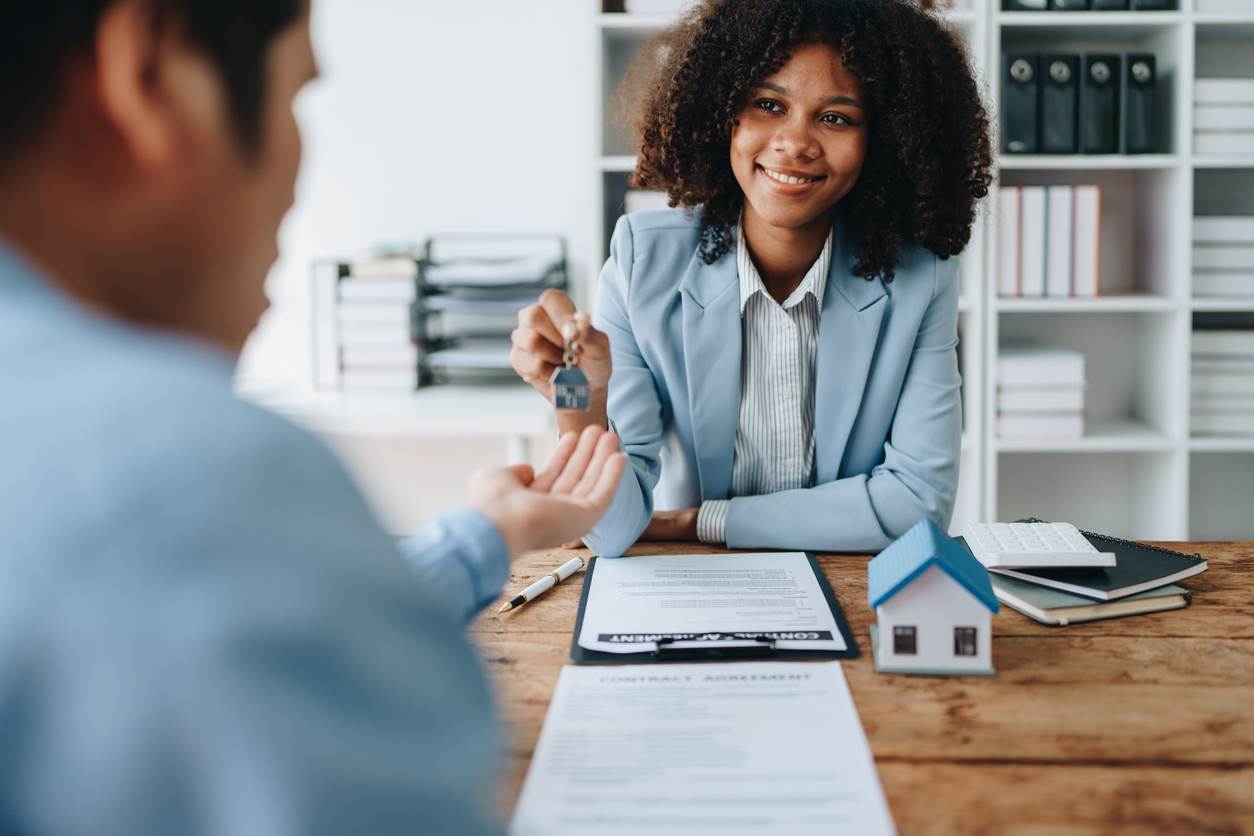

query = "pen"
[498,556,585,613]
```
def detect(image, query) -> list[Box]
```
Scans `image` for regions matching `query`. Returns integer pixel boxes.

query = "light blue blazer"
[583,208,962,557]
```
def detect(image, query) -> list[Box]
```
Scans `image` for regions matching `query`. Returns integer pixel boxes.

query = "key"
[551,324,590,411]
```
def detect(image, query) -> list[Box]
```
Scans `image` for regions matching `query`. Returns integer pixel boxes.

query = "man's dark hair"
[629,0,994,283]
[0,0,304,159]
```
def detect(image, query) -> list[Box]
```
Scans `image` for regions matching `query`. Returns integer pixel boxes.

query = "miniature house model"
[868,519,1000,676]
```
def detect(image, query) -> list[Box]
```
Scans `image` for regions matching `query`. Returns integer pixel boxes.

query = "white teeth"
[763,167,813,185]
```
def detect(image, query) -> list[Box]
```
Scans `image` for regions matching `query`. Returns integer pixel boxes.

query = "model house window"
[954,627,977,656]
[893,625,917,655]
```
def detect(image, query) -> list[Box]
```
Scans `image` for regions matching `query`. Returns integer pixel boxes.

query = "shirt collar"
[735,215,832,314]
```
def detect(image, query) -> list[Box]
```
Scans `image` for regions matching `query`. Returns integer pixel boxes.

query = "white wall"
[239,0,600,384]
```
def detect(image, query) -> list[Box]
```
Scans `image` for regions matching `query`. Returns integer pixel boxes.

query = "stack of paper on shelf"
[337,257,419,391]
[997,185,1100,299]
[1194,78,1254,157]
[1192,329,1254,436]
[418,241,566,385]
[1193,216,1254,298]
[996,346,1086,439]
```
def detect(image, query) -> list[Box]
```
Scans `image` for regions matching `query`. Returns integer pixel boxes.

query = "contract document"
[577,552,847,654]
[510,661,896,836]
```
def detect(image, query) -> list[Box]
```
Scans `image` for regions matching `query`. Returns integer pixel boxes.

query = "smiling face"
[730,42,869,237]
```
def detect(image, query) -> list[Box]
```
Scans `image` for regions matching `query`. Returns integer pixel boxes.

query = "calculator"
[962,522,1117,569]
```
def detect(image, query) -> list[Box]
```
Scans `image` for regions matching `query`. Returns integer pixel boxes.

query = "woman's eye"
[821,113,851,126]
[755,99,782,113]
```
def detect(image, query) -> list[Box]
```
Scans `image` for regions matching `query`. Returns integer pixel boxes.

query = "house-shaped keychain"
[868,518,999,676]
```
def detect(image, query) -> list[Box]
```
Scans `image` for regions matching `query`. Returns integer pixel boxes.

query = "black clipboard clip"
[652,637,777,661]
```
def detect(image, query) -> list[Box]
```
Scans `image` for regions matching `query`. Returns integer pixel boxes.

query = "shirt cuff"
[697,500,729,545]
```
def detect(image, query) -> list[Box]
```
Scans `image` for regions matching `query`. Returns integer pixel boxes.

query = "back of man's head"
[0,0,312,353]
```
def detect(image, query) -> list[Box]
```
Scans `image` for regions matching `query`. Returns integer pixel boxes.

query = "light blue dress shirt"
[0,244,509,836]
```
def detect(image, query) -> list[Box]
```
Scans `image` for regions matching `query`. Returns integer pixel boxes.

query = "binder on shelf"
[1020,186,1047,297]
[1081,54,1120,155]
[1004,0,1047,9]
[997,186,1022,298]
[1002,53,1040,155]
[1050,0,1088,10]
[1041,54,1079,155]
[1091,0,1128,7]
[1123,54,1157,154]
[569,555,859,665]
[1073,185,1101,298]
[1129,0,1171,8]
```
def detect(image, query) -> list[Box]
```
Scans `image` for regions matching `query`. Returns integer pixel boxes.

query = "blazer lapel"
[814,220,888,483]
[680,248,741,501]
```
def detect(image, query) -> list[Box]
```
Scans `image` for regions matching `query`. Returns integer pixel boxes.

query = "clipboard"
[569,553,859,665]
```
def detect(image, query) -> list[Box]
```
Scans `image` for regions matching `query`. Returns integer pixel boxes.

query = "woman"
[510,0,992,556]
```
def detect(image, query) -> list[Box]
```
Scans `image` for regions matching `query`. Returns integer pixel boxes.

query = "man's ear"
[94,1,179,170]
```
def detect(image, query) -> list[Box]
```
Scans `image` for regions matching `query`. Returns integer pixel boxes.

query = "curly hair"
[628,0,993,282]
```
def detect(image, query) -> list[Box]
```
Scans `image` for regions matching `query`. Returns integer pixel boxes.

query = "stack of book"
[1193,216,1254,299]
[1195,78,1254,158]
[1192,328,1254,437]
[996,346,1086,440]
[311,256,420,392]
[997,185,1101,299]
[417,235,568,385]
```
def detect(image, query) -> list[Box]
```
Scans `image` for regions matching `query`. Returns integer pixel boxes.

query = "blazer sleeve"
[581,216,668,557]
[724,255,963,553]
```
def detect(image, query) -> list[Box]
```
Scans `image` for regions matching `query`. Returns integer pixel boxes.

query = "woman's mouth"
[757,164,826,193]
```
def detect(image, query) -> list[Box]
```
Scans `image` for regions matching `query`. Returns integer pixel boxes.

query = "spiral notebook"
[986,520,1208,602]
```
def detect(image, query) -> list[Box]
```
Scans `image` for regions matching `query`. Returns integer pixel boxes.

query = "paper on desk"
[577,552,846,654]
[510,661,896,836]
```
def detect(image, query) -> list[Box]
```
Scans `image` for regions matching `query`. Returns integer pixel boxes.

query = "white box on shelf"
[1194,272,1254,296]
[998,186,1021,298]
[342,343,420,368]
[998,346,1086,388]
[1196,0,1254,10]
[337,304,411,328]
[1194,79,1254,106]
[1193,371,1254,397]
[1193,246,1254,271]
[338,277,418,303]
[339,323,414,345]
[1194,216,1254,244]
[1195,132,1254,156]
[1020,186,1047,298]
[997,386,1086,414]
[1046,186,1073,299]
[1191,412,1254,436]
[1194,106,1254,132]
[340,368,419,392]
[1193,330,1254,356]
[997,413,1084,440]
[1072,186,1101,298]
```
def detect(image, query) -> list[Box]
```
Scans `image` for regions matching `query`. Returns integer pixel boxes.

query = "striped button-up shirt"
[695,221,832,544]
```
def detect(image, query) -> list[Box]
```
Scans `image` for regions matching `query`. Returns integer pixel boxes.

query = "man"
[0,2,624,834]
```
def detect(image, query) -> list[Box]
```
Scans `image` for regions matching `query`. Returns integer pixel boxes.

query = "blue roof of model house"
[867,518,999,612]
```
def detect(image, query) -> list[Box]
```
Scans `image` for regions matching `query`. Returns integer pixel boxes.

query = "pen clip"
[652,637,776,661]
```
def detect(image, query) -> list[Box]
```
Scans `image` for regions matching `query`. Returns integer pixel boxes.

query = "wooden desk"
[470,542,1254,835]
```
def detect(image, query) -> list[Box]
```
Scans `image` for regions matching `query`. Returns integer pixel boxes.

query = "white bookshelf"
[594,0,1254,541]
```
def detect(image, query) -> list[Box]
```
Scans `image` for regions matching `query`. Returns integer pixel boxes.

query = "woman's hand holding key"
[511,289,613,435]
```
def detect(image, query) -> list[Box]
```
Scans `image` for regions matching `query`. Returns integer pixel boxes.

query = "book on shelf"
[1045,185,1072,299]
[989,531,1207,602]
[423,254,559,288]
[1073,185,1100,298]
[991,575,1191,627]
[1192,356,1254,373]
[338,322,414,346]
[340,368,419,391]
[998,346,1086,388]
[1193,372,1254,398]
[1193,329,1254,356]
[338,276,418,303]
[1195,0,1253,10]
[337,303,412,328]
[1191,411,1254,436]
[1194,106,1254,132]
[341,343,420,368]
[1195,133,1254,156]
[1193,246,1254,272]
[997,186,1021,298]
[997,385,1086,414]
[1019,186,1046,297]
[996,413,1084,439]
[1194,79,1254,106]
[1194,216,1254,244]
[346,256,418,279]
[1194,273,1254,297]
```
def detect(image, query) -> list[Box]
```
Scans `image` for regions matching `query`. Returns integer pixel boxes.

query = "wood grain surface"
[470,542,1254,835]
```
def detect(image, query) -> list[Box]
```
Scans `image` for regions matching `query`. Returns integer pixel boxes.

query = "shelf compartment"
[1190,452,1254,539]
[996,451,1183,540]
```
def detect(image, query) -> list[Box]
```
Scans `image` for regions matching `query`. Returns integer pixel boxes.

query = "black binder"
[1050,0,1088,9]
[1130,0,1171,9]
[1123,53,1157,154]
[1004,0,1047,10]
[1081,54,1120,154]
[569,554,859,665]
[1002,53,1040,154]
[1092,0,1128,8]
[1041,54,1079,154]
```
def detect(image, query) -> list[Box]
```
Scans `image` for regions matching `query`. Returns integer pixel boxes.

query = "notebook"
[987,520,1208,601]
[990,574,1191,626]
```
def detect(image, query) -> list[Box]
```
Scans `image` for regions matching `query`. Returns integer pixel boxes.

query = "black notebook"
[987,520,1207,601]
